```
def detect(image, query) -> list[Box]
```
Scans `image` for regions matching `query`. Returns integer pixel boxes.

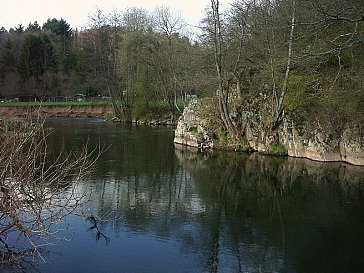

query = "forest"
[0,0,363,125]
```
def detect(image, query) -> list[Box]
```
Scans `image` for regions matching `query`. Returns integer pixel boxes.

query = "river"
[7,118,364,273]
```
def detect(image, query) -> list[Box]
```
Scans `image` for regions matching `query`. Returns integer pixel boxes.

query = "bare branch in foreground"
[0,116,100,264]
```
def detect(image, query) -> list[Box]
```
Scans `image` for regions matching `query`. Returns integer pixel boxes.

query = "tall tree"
[87,8,125,119]
[153,6,185,122]
[210,0,239,139]
[276,0,296,124]
[17,33,57,97]
[17,34,44,81]
[0,38,16,78]
[42,18,72,73]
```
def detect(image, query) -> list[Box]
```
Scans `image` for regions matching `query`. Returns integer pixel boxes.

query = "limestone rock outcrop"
[174,100,213,149]
[175,99,364,166]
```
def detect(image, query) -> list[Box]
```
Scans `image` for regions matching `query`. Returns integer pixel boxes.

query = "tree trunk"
[211,0,238,140]
[277,0,296,120]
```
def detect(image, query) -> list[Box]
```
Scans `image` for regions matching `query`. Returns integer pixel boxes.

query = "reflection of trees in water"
[178,150,289,273]
[47,121,364,272]
[182,147,364,272]
[181,149,364,273]
[81,144,364,272]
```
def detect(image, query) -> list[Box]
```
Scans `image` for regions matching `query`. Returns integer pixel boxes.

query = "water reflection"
[175,146,364,273]
[39,119,364,273]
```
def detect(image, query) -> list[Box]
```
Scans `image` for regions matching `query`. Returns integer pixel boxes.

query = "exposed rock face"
[279,119,363,165]
[175,99,364,166]
[280,120,342,162]
[174,100,213,149]
[339,127,364,166]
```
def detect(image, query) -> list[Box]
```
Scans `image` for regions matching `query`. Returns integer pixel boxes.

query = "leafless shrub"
[0,116,100,263]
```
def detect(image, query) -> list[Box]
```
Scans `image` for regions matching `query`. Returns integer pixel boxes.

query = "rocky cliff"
[174,99,364,166]
[174,100,214,149]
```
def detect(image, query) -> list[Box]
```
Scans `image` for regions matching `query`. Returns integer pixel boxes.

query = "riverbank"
[174,99,364,166]
[0,105,179,126]
[0,105,115,118]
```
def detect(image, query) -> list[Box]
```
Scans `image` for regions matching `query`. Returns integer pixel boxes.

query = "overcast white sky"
[1,0,233,30]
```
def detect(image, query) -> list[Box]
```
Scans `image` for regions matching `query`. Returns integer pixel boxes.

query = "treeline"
[0,0,363,124]
[0,7,214,121]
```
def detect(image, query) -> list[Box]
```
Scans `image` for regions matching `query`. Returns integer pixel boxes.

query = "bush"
[270,142,288,156]
[131,99,150,120]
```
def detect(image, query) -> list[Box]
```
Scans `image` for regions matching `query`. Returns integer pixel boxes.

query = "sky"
[0,0,233,31]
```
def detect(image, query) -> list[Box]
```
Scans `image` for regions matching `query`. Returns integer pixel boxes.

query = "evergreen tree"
[17,34,57,81]
[0,37,16,78]
[43,18,72,73]
[26,21,41,32]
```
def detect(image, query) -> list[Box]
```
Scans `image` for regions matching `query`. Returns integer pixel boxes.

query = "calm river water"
[9,118,364,273]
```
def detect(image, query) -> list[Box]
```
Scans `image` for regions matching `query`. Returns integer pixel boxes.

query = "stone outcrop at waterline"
[174,100,214,149]
[174,100,364,166]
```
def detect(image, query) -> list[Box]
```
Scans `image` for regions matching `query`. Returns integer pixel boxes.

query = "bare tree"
[0,116,99,263]
[123,7,151,32]
[154,6,183,38]
[276,0,296,124]
[153,6,185,122]
[210,0,240,140]
[88,8,126,119]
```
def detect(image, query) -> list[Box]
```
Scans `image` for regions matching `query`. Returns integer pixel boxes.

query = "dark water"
[9,119,364,272]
